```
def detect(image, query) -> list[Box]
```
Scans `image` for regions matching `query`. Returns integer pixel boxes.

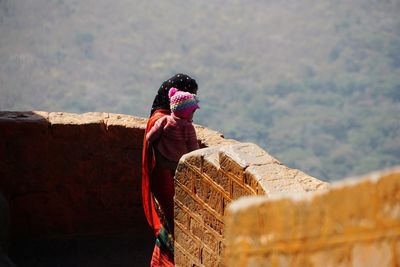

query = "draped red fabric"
[150,245,174,267]
[142,109,175,266]
[142,109,170,235]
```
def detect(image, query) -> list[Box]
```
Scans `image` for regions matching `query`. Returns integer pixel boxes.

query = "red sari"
[142,109,175,266]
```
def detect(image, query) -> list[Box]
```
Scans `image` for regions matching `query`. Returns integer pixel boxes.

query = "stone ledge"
[0,111,230,148]
[176,142,328,266]
[182,143,328,197]
[0,111,148,129]
[224,166,400,267]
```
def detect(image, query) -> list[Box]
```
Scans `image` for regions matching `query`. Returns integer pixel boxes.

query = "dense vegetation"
[1,0,399,181]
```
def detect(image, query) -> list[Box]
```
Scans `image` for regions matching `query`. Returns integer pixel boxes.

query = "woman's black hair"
[151,73,198,115]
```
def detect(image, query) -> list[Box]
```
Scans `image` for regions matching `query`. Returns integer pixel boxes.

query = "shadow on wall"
[0,111,154,266]
[0,193,15,267]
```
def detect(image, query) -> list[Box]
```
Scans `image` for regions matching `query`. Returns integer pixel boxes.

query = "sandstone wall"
[174,143,327,266]
[0,111,331,267]
[224,167,400,267]
[0,111,150,238]
[0,111,226,240]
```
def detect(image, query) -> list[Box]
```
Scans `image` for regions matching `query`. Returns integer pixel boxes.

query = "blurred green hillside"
[1,0,399,181]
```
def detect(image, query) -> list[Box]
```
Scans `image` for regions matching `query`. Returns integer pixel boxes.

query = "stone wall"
[0,193,15,267]
[174,143,327,266]
[0,111,331,266]
[224,167,400,267]
[0,111,226,241]
[0,111,149,239]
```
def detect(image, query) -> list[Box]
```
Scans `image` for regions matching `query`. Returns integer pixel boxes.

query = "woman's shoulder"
[151,109,170,119]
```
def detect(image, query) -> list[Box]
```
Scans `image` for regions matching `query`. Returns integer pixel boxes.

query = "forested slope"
[1,0,399,181]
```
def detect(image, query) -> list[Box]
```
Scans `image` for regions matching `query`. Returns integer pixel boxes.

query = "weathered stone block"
[175,246,193,267]
[202,157,220,181]
[320,180,377,236]
[293,170,329,192]
[214,171,231,196]
[175,204,190,230]
[175,185,203,220]
[352,241,392,267]
[224,167,400,267]
[201,247,220,267]
[243,171,259,193]
[194,174,224,215]
[222,198,230,216]
[105,113,147,148]
[246,164,322,196]
[257,185,266,195]
[190,217,205,240]
[218,143,281,182]
[219,240,226,256]
[202,209,224,235]
[376,170,400,223]
[194,174,211,202]
[193,125,236,148]
[246,254,272,267]
[232,181,252,200]
[49,112,106,139]
[290,253,315,267]
[258,176,306,196]
[175,226,201,259]
[309,245,351,267]
[180,150,203,170]
[175,165,194,191]
[222,143,279,165]
[202,229,220,252]
[219,151,246,183]
[208,187,224,215]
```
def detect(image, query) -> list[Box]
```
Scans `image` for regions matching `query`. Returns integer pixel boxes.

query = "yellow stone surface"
[224,167,400,267]
[175,143,327,266]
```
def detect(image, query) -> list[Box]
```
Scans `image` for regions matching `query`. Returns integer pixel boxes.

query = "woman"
[142,73,198,266]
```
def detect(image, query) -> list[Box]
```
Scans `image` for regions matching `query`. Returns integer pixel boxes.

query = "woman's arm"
[146,116,167,143]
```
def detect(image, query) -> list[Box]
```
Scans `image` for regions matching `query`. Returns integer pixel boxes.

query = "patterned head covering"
[169,87,199,119]
[151,73,198,115]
